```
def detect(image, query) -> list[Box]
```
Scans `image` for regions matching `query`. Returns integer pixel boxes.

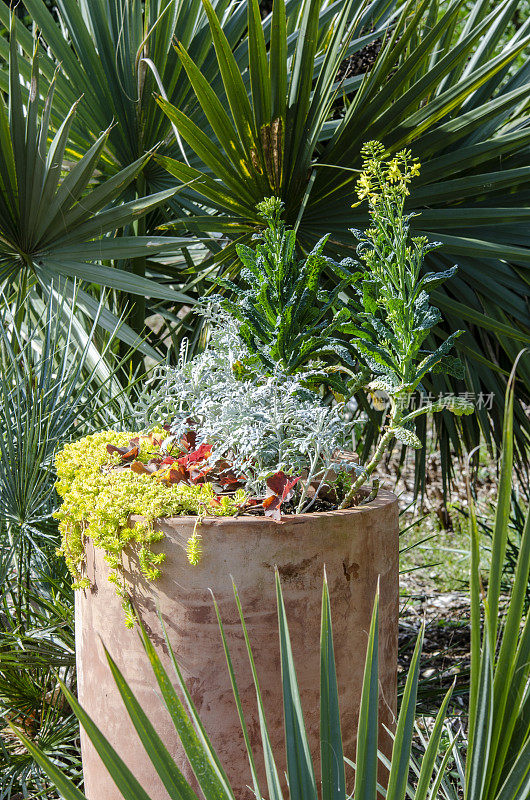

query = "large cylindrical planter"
[75,490,399,799]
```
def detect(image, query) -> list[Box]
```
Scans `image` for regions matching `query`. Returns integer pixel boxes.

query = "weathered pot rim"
[129,488,397,529]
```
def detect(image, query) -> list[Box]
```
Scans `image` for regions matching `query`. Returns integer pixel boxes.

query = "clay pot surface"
[76,490,399,799]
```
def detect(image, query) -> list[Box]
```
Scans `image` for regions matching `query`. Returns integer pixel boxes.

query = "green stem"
[339,401,400,508]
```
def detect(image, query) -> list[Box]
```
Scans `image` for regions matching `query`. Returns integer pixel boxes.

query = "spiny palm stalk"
[158,0,530,476]
[0,29,194,349]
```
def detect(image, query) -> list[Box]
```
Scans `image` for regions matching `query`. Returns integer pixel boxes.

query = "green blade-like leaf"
[200,0,256,155]
[138,617,236,800]
[47,677,154,800]
[231,579,285,800]
[275,569,318,800]
[210,591,262,800]
[353,586,379,800]
[43,259,192,303]
[8,724,88,800]
[413,685,454,800]
[385,624,424,800]
[269,0,287,123]
[248,0,271,130]
[495,734,530,800]
[320,571,346,800]
[486,357,517,635]
[103,646,200,800]
[465,615,494,799]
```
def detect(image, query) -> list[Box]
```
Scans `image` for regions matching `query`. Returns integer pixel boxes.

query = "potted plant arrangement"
[56,144,473,799]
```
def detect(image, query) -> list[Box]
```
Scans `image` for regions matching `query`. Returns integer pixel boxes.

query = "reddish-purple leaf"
[266,472,301,502]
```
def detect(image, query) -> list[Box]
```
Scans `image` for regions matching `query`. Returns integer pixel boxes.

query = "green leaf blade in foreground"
[275,569,318,800]
[103,646,200,800]
[385,624,424,800]
[232,579,285,800]
[39,676,154,800]
[210,591,262,800]
[353,587,379,800]
[320,572,346,800]
[138,618,236,800]
[7,723,88,800]
[465,616,494,800]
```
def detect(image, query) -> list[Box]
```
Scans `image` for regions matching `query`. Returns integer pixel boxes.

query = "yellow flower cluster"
[352,141,421,208]
[55,430,242,626]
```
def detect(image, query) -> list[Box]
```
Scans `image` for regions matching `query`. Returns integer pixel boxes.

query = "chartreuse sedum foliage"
[158,0,530,472]
[341,144,474,505]
[214,197,364,394]
[54,431,241,625]
[11,364,530,800]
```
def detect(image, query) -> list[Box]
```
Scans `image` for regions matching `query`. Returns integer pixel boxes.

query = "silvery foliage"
[138,305,355,506]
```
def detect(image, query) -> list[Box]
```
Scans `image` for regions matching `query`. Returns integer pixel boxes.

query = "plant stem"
[339,427,393,508]
[339,400,400,508]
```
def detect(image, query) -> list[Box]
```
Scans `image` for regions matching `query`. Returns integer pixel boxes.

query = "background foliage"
[1,0,528,478]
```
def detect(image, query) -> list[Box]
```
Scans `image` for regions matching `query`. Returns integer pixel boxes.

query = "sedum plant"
[12,364,530,799]
[55,429,244,624]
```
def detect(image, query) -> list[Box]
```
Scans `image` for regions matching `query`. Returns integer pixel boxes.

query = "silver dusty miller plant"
[139,304,357,513]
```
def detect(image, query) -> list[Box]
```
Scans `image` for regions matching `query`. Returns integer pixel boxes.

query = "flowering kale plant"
[212,197,366,395]
[339,142,473,506]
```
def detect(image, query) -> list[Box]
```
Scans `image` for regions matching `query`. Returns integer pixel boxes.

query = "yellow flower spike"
[387,159,401,183]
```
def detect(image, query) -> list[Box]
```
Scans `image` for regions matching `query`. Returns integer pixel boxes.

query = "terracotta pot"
[75,489,399,799]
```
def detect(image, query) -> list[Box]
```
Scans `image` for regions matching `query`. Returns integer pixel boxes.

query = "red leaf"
[165,466,188,485]
[131,460,152,476]
[263,494,282,522]
[106,442,139,461]
[181,430,197,452]
[160,456,177,466]
[266,472,301,503]
[189,464,213,483]
[186,442,212,464]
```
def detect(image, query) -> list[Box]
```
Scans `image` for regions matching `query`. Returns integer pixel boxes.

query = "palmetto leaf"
[0,0,248,180]
[0,32,192,319]
[157,0,530,473]
[0,286,141,799]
